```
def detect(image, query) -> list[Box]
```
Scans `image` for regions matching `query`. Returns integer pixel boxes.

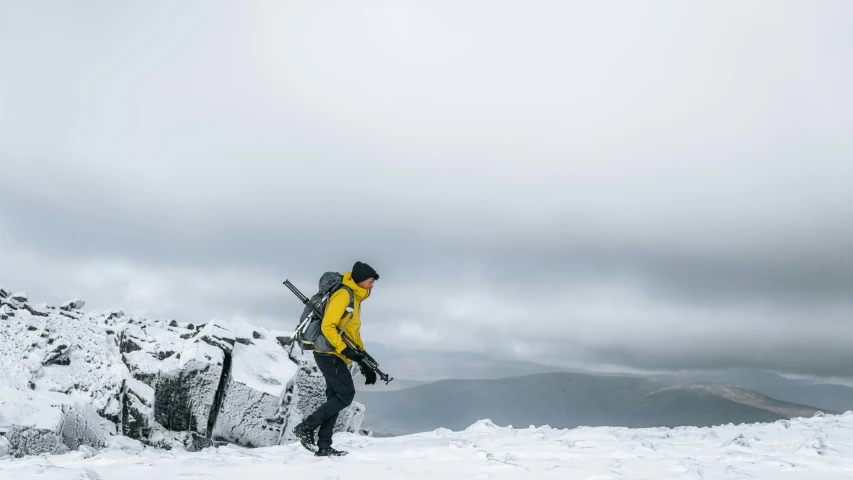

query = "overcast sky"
[1,1,852,378]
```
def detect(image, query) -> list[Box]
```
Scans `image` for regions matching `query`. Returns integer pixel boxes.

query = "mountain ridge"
[358,371,835,436]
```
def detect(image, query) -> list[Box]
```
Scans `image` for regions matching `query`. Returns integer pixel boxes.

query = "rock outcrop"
[0,388,107,457]
[0,285,364,457]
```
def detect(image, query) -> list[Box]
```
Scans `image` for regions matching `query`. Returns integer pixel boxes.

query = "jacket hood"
[342,271,370,301]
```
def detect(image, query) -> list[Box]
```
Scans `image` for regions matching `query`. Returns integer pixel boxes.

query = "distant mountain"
[652,369,853,414]
[755,384,853,414]
[652,369,804,392]
[358,372,830,436]
[359,342,853,416]
[354,378,429,392]
[362,342,582,381]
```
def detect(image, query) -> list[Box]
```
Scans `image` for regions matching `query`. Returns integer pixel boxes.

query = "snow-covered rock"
[294,360,366,437]
[61,299,86,311]
[122,378,153,440]
[10,291,28,303]
[210,339,298,447]
[153,323,232,437]
[0,434,10,457]
[0,303,12,320]
[0,388,107,457]
[0,285,365,458]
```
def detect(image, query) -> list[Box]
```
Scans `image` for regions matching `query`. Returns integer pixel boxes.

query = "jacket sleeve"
[320,289,349,354]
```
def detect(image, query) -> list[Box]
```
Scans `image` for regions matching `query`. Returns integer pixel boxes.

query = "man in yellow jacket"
[292,261,379,456]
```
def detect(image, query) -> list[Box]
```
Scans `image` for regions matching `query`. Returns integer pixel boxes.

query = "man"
[292,261,379,456]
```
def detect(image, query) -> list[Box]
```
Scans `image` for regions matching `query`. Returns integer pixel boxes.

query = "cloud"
[1,1,852,378]
[0,226,288,329]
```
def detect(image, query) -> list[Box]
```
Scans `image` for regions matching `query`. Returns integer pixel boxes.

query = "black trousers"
[303,352,356,448]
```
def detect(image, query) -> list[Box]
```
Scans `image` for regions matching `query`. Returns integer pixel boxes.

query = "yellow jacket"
[315,271,369,364]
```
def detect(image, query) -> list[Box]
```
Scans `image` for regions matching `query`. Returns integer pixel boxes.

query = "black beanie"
[351,261,379,284]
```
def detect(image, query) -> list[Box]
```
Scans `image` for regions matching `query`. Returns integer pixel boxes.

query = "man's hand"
[341,346,365,362]
[358,360,377,385]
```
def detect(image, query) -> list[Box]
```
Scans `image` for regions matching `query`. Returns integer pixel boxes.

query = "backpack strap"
[337,285,355,332]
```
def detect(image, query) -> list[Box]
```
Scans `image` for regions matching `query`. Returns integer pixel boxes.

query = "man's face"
[357,278,376,291]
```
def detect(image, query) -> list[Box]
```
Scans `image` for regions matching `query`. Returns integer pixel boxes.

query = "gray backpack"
[293,272,354,352]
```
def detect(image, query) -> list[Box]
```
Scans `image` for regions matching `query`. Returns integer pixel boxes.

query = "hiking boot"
[292,423,317,452]
[315,446,348,457]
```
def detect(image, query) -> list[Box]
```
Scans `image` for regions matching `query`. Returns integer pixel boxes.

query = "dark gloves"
[341,346,364,362]
[341,346,375,385]
[358,360,377,385]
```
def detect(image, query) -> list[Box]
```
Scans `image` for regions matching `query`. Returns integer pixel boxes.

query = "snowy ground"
[3,413,852,480]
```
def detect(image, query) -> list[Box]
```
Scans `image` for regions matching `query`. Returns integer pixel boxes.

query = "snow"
[2,413,853,479]
[228,337,297,397]
[0,388,64,431]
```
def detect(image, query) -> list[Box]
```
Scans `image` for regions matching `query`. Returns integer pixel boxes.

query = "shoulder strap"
[337,285,355,332]
[337,285,354,316]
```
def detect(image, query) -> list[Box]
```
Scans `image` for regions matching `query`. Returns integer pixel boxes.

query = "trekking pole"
[283,280,394,384]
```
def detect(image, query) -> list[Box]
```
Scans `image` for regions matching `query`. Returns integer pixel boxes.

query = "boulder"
[210,337,298,447]
[0,388,107,457]
[41,343,72,366]
[154,344,225,436]
[11,291,28,303]
[0,434,10,457]
[60,299,86,311]
[122,378,154,440]
[153,321,234,437]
